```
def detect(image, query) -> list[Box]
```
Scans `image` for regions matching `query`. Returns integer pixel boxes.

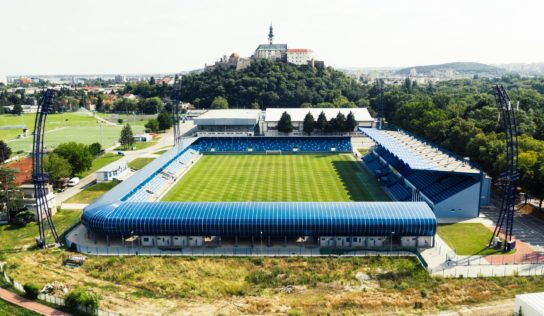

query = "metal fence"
[0,261,118,316]
[429,264,544,278]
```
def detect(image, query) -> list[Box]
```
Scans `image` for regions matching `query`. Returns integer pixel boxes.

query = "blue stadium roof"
[360,128,480,174]
[82,201,436,237]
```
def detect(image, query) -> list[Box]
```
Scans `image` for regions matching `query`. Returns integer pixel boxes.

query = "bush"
[65,287,99,311]
[420,288,428,298]
[23,283,40,300]
[12,210,35,226]
[117,118,123,124]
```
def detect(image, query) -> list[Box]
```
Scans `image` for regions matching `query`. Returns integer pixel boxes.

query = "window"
[143,237,149,242]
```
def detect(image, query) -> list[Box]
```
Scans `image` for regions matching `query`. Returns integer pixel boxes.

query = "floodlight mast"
[376,79,385,129]
[172,76,182,145]
[32,89,60,248]
[488,85,519,252]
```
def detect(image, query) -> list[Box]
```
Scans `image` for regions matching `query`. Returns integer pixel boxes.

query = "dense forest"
[378,76,544,206]
[179,59,368,109]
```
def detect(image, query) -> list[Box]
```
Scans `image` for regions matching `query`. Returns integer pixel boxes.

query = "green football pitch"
[161,154,390,202]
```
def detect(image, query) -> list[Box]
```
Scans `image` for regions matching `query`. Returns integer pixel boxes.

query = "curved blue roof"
[82,201,436,237]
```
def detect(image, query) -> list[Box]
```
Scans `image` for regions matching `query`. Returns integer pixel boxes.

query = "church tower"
[268,24,274,45]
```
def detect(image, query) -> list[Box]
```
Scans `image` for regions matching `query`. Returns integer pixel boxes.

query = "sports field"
[0,113,144,152]
[161,154,390,202]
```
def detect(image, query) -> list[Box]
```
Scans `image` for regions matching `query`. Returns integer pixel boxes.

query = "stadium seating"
[190,137,352,153]
[363,147,479,204]
[124,149,200,202]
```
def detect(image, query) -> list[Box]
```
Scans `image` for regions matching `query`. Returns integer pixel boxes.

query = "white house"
[134,134,153,142]
[19,183,58,217]
[263,108,374,136]
[286,49,314,65]
[96,159,129,183]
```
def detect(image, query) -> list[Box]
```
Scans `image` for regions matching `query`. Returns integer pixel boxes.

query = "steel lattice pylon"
[172,76,182,144]
[488,85,519,252]
[32,89,60,248]
[375,79,385,129]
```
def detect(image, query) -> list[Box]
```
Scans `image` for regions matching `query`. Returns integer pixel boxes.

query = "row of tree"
[276,111,358,134]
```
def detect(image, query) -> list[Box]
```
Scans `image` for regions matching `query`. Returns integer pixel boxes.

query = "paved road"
[0,287,71,316]
[480,199,544,252]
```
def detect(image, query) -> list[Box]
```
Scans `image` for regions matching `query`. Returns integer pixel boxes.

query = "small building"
[263,108,374,136]
[134,134,153,142]
[515,292,544,316]
[193,109,261,137]
[287,49,314,65]
[96,159,129,183]
[19,183,58,217]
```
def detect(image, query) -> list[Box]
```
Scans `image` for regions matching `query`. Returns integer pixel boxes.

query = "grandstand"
[360,128,491,218]
[77,135,438,251]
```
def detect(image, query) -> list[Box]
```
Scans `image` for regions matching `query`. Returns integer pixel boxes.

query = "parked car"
[67,177,80,186]
[117,151,125,156]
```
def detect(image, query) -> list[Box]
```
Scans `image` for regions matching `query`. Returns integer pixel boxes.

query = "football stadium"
[73,120,491,253]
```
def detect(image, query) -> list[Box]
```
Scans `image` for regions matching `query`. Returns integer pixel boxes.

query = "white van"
[67,177,80,187]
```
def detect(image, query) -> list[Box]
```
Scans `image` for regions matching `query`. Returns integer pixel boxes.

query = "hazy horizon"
[1,0,543,76]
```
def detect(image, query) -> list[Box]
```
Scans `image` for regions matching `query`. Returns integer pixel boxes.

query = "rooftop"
[256,44,288,51]
[265,108,373,122]
[361,128,480,174]
[194,109,261,125]
[96,158,128,173]
[287,48,313,53]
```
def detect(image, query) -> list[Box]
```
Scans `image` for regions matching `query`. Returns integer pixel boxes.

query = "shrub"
[117,118,123,124]
[12,210,35,226]
[88,142,102,156]
[23,283,40,300]
[65,287,99,311]
[420,288,428,298]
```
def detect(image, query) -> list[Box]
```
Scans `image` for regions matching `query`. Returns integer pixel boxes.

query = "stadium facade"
[79,136,442,250]
[77,122,490,252]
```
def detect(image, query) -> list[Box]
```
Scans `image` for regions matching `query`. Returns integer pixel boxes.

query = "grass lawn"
[152,149,169,155]
[0,210,81,251]
[162,154,390,202]
[76,153,122,178]
[437,223,514,256]
[2,113,145,153]
[128,158,155,170]
[64,181,118,204]
[0,299,40,316]
[115,139,159,151]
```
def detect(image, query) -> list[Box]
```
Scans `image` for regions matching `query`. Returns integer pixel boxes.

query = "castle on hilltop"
[205,25,323,72]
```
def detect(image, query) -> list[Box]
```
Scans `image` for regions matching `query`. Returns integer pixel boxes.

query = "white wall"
[433,182,481,218]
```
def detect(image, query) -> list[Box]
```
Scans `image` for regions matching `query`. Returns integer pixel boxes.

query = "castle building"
[253,25,287,61]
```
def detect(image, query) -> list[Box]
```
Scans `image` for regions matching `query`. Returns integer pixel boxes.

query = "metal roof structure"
[82,201,436,237]
[265,108,373,123]
[194,109,261,126]
[361,128,480,174]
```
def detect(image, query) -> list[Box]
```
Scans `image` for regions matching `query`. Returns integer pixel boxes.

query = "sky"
[0,0,543,75]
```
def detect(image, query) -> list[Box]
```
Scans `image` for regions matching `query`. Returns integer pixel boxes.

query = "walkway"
[0,288,71,316]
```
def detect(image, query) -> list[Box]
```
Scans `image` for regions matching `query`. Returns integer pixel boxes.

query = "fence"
[0,262,118,316]
[428,264,544,278]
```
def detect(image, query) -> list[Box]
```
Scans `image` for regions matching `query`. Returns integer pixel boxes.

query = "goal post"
[265,150,282,155]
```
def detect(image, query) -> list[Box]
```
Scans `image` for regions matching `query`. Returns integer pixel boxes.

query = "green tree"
[0,140,12,163]
[119,124,134,149]
[332,112,347,133]
[44,153,72,185]
[346,111,357,132]
[211,96,229,109]
[157,111,172,131]
[145,119,159,133]
[65,288,100,311]
[302,112,315,135]
[12,103,23,115]
[0,167,20,220]
[138,97,164,114]
[277,111,293,133]
[316,111,327,134]
[53,142,93,176]
[88,142,102,156]
[404,77,412,92]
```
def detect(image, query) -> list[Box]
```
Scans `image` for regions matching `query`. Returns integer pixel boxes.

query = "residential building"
[254,25,287,61]
[19,183,58,217]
